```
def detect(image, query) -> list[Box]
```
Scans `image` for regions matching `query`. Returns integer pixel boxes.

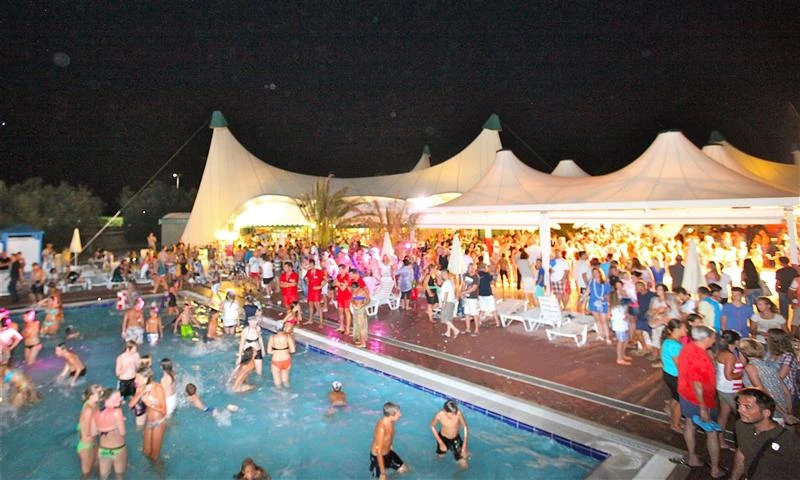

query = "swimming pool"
[1,303,601,479]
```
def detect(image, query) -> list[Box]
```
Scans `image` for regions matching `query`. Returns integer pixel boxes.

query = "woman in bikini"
[129,367,149,430]
[422,264,439,323]
[130,367,167,462]
[92,388,127,480]
[157,358,176,419]
[238,316,265,375]
[77,384,102,480]
[282,302,302,336]
[22,310,42,365]
[351,281,371,348]
[267,322,296,388]
[231,347,257,392]
[40,289,63,336]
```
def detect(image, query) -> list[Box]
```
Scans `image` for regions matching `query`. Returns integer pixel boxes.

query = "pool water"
[0,304,600,479]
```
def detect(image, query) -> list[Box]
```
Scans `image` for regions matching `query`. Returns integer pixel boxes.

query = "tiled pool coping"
[38,296,682,479]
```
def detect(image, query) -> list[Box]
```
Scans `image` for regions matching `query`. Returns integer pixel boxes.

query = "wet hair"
[56,342,66,349]
[719,330,741,349]
[739,338,765,359]
[82,384,103,402]
[766,328,794,356]
[137,366,154,384]
[383,402,400,417]
[736,387,776,418]
[124,340,138,352]
[185,383,197,396]
[139,354,152,368]
[443,400,459,413]
[161,358,175,382]
[690,325,714,341]
[661,318,684,343]
[233,457,270,480]
[99,388,119,406]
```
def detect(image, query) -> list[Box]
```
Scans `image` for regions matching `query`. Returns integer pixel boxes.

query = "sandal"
[668,456,703,468]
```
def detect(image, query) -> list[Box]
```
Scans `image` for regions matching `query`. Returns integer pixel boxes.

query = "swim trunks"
[146,332,160,345]
[180,324,194,338]
[69,367,88,378]
[435,432,464,460]
[118,378,137,398]
[124,326,144,344]
[369,450,404,478]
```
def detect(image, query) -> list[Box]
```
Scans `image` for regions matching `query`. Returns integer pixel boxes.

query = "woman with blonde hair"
[77,384,103,479]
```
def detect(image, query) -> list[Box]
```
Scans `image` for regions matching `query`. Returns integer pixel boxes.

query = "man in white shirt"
[438,271,461,339]
[260,254,274,298]
[549,249,570,309]
[573,251,591,313]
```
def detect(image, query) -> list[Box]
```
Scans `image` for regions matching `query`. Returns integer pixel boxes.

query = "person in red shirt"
[349,268,367,289]
[675,325,723,477]
[305,263,325,325]
[279,262,299,309]
[335,264,352,334]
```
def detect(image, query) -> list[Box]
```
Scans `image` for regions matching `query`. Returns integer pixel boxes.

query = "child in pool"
[185,383,238,415]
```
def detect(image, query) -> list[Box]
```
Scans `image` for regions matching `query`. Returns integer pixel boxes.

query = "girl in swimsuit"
[128,367,149,430]
[231,347,257,392]
[92,388,127,480]
[22,310,42,365]
[267,323,296,388]
[282,302,302,335]
[2,366,41,408]
[351,282,371,348]
[77,384,102,480]
[160,358,177,418]
[238,316,265,375]
[130,367,167,462]
[41,289,63,336]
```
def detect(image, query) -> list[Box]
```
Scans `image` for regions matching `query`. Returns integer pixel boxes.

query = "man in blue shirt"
[633,281,658,361]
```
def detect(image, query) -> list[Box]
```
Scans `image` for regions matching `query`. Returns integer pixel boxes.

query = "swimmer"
[144,306,163,346]
[128,367,149,430]
[325,381,347,416]
[0,315,23,367]
[1,366,42,408]
[234,457,270,480]
[167,281,179,316]
[174,302,198,338]
[430,400,470,469]
[130,367,167,462]
[238,316,265,375]
[267,322,296,389]
[116,341,140,398]
[55,343,86,387]
[282,302,302,335]
[92,388,127,479]
[370,402,409,479]
[121,297,145,345]
[231,347,257,393]
[185,383,238,415]
[221,291,241,336]
[64,325,81,340]
[77,384,103,479]
[160,358,177,418]
[39,289,63,336]
[22,310,42,365]
[206,307,220,340]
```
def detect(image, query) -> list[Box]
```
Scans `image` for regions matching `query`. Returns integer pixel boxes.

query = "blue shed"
[0,225,44,272]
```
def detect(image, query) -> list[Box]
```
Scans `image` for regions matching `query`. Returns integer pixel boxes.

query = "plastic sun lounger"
[545,313,598,347]
[366,278,400,317]
[501,295,566,331]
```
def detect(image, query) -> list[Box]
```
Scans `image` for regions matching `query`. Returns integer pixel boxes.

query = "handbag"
[759,279,772,297]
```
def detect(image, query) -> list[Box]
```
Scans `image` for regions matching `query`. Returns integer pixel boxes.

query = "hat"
[331,381,343,391]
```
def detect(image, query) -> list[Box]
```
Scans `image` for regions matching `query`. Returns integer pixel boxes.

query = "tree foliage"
[0,178,104,247]
[359,199,420,245]
[119,180,197,245]
[296,176,364,246]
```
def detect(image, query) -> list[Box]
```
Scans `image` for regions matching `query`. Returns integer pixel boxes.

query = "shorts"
[180,324,194,338]
[425,291,438,305]
[441,302,456,324]
[650,325,665,349]
[400,289,412,300]
[249,272,260,280]
[32,283,44,295]
[635,320,652,334]
[662,372,679,401]
[262,277,273,285]
[337,293,352,309]
[146,332,160,345]
[369,450,404,478]
[463,298,479,316]
[69,367,88,378]
[118,378,137,398]
[522,277,536,293]
[167,293,177,307]
[307,289,322,302]
[679,396,717,421]
[550,280,565,294]
[478,296,496,312]
[613,329,629,342]
[588,299,609,314]
[435,432,464,460]
[717,390,738,409]
[125,326,144,344]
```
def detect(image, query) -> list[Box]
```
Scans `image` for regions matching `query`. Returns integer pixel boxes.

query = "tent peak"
[483,114,502,131]
[708,130,726,144]
[423,144,431,155]
[210,111,228,128]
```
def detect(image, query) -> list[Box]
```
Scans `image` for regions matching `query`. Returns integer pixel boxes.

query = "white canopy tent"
[701,139,799,195]
[181,112,503,245]
[409,145,431,171]
[550,159,590,177]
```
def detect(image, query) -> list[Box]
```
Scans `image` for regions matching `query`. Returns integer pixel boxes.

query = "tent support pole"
[539,213,551,294]
[787,208,799,265]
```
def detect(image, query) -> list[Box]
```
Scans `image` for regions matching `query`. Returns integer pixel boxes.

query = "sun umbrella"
[447,233,467,276]
[69,227,82,266]
[681,239,703,294]
[380,231,395,259]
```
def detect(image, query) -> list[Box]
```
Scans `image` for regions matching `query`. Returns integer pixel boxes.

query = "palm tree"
[360,199,420,245]
[296,176,364,246]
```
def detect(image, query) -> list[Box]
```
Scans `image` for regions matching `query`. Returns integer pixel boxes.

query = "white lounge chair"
[545,313,597,347]
[366,278,400,316]
[500,295,566,331]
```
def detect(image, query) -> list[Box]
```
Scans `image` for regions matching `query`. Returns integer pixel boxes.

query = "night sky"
[1,2,798,212]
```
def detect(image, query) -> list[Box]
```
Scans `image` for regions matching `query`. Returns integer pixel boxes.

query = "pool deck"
[3,283,722,478]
